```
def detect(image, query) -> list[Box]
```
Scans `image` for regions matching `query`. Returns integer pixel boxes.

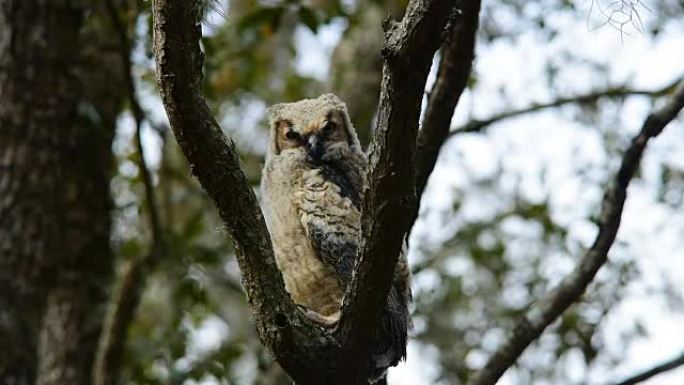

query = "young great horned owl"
[260,94,411,382]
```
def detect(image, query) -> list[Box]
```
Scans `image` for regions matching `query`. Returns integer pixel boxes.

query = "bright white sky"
[133,3,684,384]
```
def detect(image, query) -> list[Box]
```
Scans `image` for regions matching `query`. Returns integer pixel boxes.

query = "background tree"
[0,1,125,384]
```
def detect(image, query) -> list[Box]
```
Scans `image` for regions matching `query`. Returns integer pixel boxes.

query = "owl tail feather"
[368,282,410,383]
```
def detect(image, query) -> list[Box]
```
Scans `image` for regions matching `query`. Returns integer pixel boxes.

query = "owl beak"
[306,134,325,162]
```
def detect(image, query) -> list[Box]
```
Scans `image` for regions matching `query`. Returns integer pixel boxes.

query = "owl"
[260,94,411,383]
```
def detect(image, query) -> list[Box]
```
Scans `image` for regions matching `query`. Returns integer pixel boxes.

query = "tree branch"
[152,0,456,381]
[150,2,354,384]
[415,0,482,198]
[450,76,683,136]
[467,81,684,385]
[612,351,684,385]
[152,0,334,365]
[94,3,167,385]
[335,0,459,381]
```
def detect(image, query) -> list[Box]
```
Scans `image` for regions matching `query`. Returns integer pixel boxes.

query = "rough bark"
[467,81,684,385]
[0,1,122,383]
[152,3,337,384]
[336,0,459,380]
[151,0,457,383]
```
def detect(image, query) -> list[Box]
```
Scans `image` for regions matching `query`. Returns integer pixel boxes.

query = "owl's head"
[266,94,362,162]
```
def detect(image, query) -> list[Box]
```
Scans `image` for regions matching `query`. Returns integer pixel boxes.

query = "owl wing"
[297,165,411,380]
[297,166,361,284]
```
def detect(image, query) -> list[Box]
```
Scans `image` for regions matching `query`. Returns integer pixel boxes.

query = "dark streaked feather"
[305,155,409,383]
[307,224,357,283]
[315,161,361,209]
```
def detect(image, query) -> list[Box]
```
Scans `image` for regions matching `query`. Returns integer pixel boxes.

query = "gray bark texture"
[151,0,461,383]
[0,1,123,384]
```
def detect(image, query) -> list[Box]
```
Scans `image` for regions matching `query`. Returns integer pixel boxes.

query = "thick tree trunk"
[0,1,122,384]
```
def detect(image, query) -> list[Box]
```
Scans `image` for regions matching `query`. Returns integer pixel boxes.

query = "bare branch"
[450,76,683,136]
[150,2,370,384]
[94,3,167,384]
[467,81,684,385]
[612,350,684,385]
[335,0,459,381]
[415,0,482,198]
[94,259,144,385]
[150,3,346,383]
[100,0,164,255]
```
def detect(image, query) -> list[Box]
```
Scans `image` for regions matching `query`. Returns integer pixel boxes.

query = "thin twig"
[612,351,684,385]
[450,77,682,136]
[467,81,684,385]
[94,2,166,385]
[102,0,163,246]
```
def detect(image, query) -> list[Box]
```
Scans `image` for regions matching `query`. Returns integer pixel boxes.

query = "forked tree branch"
[151,0,456,383]
[450,77,682,136]
[612,350,684,385]
[415,0,481,198]
[151,4,329,384]
[467,81,684,385]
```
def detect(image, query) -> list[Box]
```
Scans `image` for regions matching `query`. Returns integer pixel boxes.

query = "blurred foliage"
[103,0,684,384]
[410,179,640,383]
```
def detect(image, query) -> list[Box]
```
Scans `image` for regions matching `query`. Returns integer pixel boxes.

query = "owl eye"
[285,130,300,141]
[323,121,336,133]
